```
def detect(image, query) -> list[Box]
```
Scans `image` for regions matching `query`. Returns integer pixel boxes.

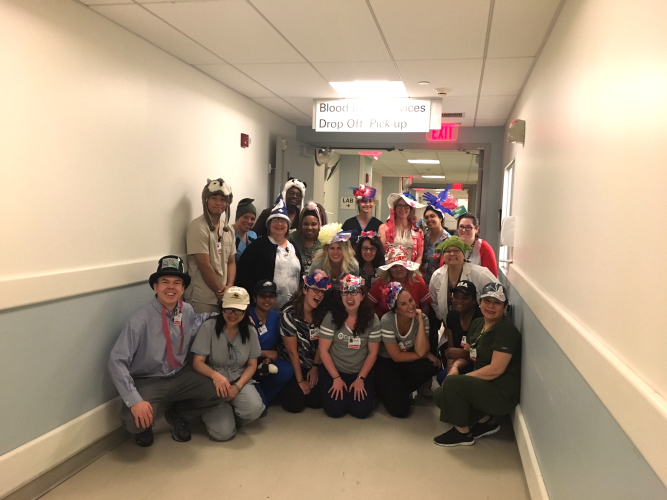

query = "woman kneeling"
[433,283,521,447]
[318,275,381,418]
[376,283,440,418]
[191,287,265,441]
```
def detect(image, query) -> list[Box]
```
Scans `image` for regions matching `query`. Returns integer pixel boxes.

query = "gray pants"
[202,383,265,441]
[120,364,222,434]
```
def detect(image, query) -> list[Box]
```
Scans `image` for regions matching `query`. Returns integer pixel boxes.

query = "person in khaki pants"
[185,178,236,313]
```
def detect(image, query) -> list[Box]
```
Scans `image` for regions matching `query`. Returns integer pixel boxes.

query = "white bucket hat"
[387,192,426,218]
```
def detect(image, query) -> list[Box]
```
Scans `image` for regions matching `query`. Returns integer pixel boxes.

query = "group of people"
[108,176,522,449]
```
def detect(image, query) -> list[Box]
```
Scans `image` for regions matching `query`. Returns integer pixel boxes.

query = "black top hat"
[149,255,191,289]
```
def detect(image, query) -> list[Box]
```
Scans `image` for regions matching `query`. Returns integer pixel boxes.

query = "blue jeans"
[253,358,294,406]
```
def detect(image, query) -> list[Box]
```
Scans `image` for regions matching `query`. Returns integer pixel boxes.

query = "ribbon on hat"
[352,185,377,200]
[303,269,331,289]
[360,231,376,238]
[381,282,403,310]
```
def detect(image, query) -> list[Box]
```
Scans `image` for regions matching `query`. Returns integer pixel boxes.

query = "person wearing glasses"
[318,274,381,419]
[455,213,498,277]
[429,237,498,322]
[354,233,385,288]
[378,192,426,266]
[191,287,265,441]
[236,194,304,310]
[277,270,331,413]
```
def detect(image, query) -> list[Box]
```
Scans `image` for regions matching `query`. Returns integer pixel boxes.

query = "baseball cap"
[221,287,250,310]
[479,282,507,303]
[254,280,277,296]
[452,280,477,297]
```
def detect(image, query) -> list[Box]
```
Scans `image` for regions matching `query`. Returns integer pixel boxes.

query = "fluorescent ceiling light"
[329,81,408,98]
[408,159,440,164]
[421,175,446,178]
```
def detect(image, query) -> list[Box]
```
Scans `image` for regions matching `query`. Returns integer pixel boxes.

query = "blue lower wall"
[0,283,153,455]
[502,276,667,500]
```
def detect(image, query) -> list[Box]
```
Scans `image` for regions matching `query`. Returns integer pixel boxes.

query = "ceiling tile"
[82,0,133,4]
[487,0,561,58]
[370,0,490,60]
[440,96,478,119]
[480,57,533,96]
[250,0,391,62]
[194,64,275,97]
[142,1,305,63]
[312,61,399,82]
[402,151,438,160]
[475,118,507,127]
[475,95,516,121]
[397,59,483,97]
[252,97,310,120]
[282,98,315,117]
[235,63,338,98]
[91,4,224,65]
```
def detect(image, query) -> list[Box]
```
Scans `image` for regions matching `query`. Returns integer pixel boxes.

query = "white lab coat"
[429,262,499,321]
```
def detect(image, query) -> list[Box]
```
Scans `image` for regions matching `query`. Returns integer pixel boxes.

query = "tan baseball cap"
[221,287,250,310]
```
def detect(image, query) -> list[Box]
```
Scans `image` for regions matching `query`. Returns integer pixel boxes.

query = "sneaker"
[433,427,475,447]
[471,419,500,439]
[134,427,154,447]
[165,408,191,442]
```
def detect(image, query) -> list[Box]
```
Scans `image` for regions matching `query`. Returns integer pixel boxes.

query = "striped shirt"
[278,305,319,369]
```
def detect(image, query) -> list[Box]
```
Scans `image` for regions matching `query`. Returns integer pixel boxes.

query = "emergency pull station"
[241,133,250,148]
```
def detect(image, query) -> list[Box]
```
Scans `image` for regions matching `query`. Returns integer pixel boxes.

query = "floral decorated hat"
[386,192,426,218]
[352,184,377,200]
[318,222,353,246]
[382,281,403,309]
[303,269,331,290]
[378,245,420,272]
[339,274,365,292]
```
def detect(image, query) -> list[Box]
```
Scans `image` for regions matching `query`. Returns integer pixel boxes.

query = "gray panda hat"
[282,177,306,210]
[202,178,233,232]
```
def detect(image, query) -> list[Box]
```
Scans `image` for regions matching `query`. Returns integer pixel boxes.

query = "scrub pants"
[254,358,294,406]
[279,367,323,413]
[120,364,221,434]
[319,367,375,419]
[374,356,438,418]
[433,374,516,428]
[201,383,265,441]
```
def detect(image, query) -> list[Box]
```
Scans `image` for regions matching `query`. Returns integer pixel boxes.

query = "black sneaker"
[134,427,154,447]
[471,419,500,439]
[433,427,475,447]
[165,408,191,442]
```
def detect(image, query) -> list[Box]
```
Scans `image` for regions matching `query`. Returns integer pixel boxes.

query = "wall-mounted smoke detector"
[435,87,450,95]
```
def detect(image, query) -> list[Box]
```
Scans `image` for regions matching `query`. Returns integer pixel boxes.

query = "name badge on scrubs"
[469,347,477,360]
[309,326,319,340]
[348,337,361,349]
[461,336,467,346]
[216,241,222,254]
[174,312,182,326]
[257,325,268,335]
[398,342,407,352]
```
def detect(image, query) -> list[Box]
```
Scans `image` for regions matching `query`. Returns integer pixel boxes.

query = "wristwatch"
[358,375,366,381]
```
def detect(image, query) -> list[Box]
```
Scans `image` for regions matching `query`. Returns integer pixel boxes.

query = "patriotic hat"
[378,245,420,272]
[352,185,377,200]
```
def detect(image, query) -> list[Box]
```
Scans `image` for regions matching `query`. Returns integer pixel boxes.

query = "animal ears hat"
[282,178,307,210]
[202,178,233,232]
[266,194,291,227]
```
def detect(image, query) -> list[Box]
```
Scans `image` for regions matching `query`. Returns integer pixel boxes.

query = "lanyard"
[162,300,185,369]
[471,321,497,348]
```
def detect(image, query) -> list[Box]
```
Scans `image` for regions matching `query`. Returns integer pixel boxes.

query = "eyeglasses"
[341,290,362,296]
[361,247,377,253]
[458,225,474,231]
[223,308,245,316]
[395,204,410,210]
[444,248,463,255]
[305,285,325,295]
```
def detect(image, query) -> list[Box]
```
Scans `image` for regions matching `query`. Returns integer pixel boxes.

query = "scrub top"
[249,307,281,351]
[319,312,381,374]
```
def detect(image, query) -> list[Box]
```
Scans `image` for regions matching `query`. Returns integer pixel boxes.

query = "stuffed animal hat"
[282,178,306,210]
[202,178,233,231]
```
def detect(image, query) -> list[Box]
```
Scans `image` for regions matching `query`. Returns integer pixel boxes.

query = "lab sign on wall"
[314,98,440,132]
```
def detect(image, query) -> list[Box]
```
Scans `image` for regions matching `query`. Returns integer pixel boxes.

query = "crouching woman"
[433,283,521,447]
[318,274,381,419]
[191,287,265,441]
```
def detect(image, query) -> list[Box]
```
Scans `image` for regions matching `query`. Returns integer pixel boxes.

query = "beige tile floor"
[42,398,530,500]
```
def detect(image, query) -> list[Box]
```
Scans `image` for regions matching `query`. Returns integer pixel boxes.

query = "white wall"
[0,0,296,310]
[371,172,383,220]
[503,0,667,487]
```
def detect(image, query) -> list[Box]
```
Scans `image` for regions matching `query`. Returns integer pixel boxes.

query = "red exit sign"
[426,123,459,142]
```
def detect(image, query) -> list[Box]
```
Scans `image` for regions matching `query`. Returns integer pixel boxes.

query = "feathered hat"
[202,178,233,231]
[422,185,459,216]
[266,194,291,227]
[318,223,352,246]
[352,184,377,200]
[282,178,307,210]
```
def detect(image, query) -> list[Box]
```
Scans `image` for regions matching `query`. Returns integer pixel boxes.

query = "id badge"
[216,241,222,254]
[348,337,361,349]
[398,342,407,352]
[173,312,182,326]
[470,347,477,359]
[461,336,467,346]
[309,327,319,340]
[257,325,268,335]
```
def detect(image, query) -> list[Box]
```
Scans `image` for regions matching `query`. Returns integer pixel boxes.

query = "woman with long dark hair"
[354,233,385,288]
[454,213,498,277]
[191,287,264,441]
[318,274,381,419]
[277,271,330,413]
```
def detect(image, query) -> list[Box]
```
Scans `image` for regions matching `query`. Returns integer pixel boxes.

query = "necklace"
[465,240,476,261]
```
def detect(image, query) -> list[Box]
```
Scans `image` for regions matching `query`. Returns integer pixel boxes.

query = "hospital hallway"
[2,1,667,500]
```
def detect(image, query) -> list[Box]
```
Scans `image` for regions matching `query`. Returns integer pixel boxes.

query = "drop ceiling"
[81,0,562,128]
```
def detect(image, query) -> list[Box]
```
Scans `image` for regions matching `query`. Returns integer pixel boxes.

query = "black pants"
[319,366,375,419]
[374,356,438,418]
[119,364,222,434]
[278,367,323,413]
[427,307,442,356]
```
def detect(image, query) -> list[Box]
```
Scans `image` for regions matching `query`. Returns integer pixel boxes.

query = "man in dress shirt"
[108,256,221,447]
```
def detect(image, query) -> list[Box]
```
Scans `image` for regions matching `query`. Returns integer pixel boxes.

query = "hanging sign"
[426,123,459,142]
[315,99,433,132]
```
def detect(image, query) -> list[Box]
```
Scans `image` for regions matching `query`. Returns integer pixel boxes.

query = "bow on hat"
[360,231,376,238]
[352,185,377,200]
[422,185,459,215]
